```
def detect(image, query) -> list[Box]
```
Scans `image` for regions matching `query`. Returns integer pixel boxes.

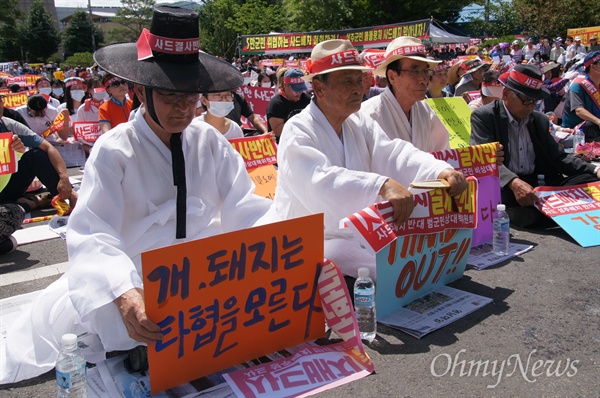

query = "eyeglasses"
[514,91,541,106]
[207,93,233,102]
[154,90,200,104]
[397,68,434,79]
[109,80,128,88]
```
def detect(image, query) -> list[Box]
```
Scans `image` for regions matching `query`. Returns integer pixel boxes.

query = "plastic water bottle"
[573,129,585,151]
[493,204,510,256]
[537,174,545,187]
[56,334,87,398]
[354,267,376,342]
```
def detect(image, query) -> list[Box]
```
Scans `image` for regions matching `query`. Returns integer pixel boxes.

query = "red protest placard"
[72,121,102,143]
[0,133,18,175]
[142,214,326,394]
[237,86,276,130]
[229,134,277,170]
[431,142,499,178]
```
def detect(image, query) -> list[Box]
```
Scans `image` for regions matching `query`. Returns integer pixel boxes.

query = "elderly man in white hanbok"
[1,6,274,384]
[361,36,450,152]
[273,39,467,281]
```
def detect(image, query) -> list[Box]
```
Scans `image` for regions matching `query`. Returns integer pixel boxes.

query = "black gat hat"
[93,6,242,93]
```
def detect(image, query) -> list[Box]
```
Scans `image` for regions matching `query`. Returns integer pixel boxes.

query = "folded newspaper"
[468,242,534,270]
[378,286,492,339]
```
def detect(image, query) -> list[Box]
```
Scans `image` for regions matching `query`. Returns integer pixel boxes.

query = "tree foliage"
[106,0,155,44]
[514,0,600,40]
[465,0,521,37]
[0,0,24,60]
[63,52,95,67]
[63,10,104,55]
[19,0,61,62]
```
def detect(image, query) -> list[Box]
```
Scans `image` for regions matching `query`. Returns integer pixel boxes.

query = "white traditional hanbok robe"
[1,109,275,384]
[361,86,451,152]
[273,100,451,280]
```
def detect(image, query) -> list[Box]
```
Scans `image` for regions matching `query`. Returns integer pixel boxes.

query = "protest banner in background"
[142,215,326,394]
[248,165,277,200]
[229,134,277,170]
[72,121,102,144]
[431,142,500,245]
[6,74,38,87]
[0,133,18,175]
[534,181,600,247]
[224,259,374,397]
[425,97,473,148]
[242,19,430,54]
[1,92,29,109]
[567,25,600,46]
[237,86,276,130]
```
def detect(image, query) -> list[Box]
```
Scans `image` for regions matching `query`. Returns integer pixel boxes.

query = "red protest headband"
[387,45,426,59]
[508,69,543,90]
[306,49,361,74]
[137,28,199,61]
[584,53,600,68]
[482,81,503,88]
[65,78,85,88]
[284,76,304,84]
[104,76,122,88]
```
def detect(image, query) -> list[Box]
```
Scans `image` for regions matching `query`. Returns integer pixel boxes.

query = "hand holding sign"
[509,178,542,207]
[114,288,163,344]
[437,168,468,197]
[379,178,414,227]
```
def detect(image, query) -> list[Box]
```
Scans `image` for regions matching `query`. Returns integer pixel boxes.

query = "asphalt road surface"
[1,176,599,397]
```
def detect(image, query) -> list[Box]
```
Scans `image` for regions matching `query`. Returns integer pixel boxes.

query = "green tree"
[0,0,24,60]
[63,52,95,67]
[63,10,104,55]
[514,0,600,40]
[107,0,155,44]
[19,0,61,62]
[199,0,238,58]
[466,0,521,37]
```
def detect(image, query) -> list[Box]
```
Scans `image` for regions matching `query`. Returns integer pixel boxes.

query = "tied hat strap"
[170,132,187,239]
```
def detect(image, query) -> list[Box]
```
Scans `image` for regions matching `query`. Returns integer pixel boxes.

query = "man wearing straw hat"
[1,6,274,383]
[361,36,452,151]
[470,64,599,226]
[273,39,466,280]
[454,58,487,97]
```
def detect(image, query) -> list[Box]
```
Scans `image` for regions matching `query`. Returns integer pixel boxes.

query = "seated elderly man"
[471,64,600,226]
[361,36,451,152]
[273,39,466,280]
[1,6,273,384]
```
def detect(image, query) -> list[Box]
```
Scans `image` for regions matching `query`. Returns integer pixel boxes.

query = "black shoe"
[0,236,17,255]
[124,346,148,373]
[506,207,542,227]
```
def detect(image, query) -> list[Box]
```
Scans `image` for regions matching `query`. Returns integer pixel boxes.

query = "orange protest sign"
[248,164,277,200]
[229,134,277,170]
[1,92,28,109]
[0,133,18,175]
[142,214,326,394]
[40,111,66,138]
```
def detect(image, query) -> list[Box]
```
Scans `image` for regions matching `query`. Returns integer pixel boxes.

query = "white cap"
[537,174,544,179]
[358,267,370,278]
[61,333,78,348]
[497,204,506,211]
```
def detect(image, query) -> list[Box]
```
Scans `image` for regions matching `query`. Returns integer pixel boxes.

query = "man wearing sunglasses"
[470,64,599,227]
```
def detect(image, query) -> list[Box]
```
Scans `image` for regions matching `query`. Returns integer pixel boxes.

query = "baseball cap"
[283,69,308,92]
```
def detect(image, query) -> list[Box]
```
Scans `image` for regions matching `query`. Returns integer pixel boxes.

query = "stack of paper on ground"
[467,242,534,270]
[534,181,600,247]
[141,215,373,396]
[341,178,492,338]
[229,134,278,200]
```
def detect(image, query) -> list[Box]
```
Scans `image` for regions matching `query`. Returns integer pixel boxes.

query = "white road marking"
[0,262,69,287]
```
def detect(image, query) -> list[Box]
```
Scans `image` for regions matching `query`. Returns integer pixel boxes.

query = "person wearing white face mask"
[194,91,243,139]
[76,76,107,122]
[35,78,60,108]
[58,77,87,124]
[51,79,65,104]
[252,72,272,88]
